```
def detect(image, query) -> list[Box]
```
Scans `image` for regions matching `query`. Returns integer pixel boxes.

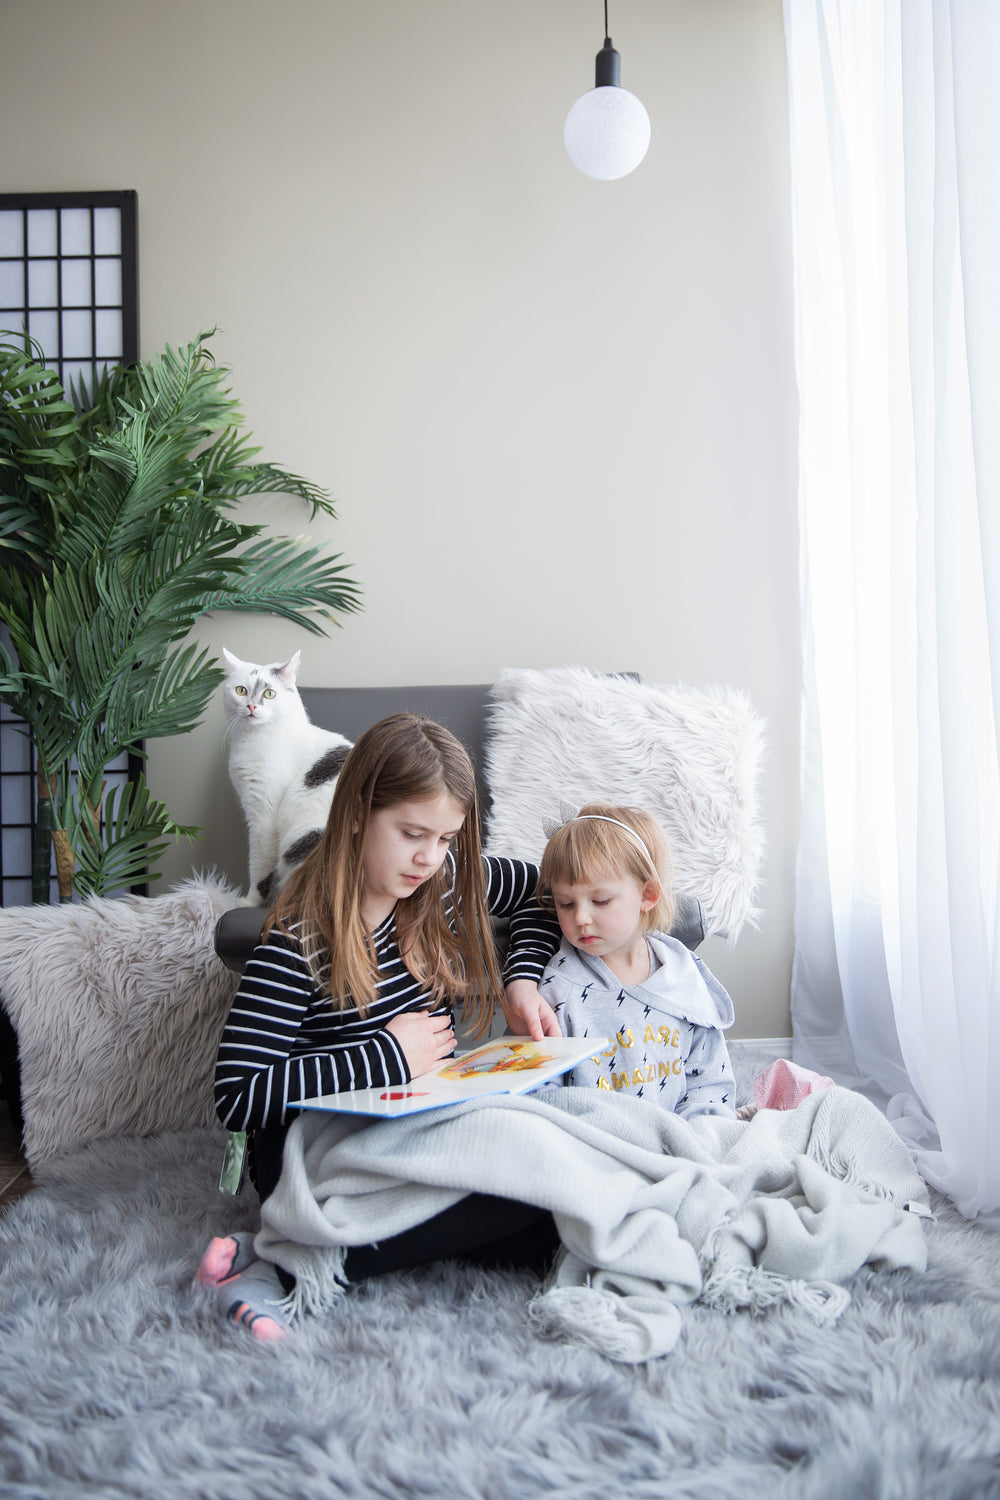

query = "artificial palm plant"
[0,331,361,901]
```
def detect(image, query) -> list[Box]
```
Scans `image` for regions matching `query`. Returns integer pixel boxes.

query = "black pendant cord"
[595,0,621,90]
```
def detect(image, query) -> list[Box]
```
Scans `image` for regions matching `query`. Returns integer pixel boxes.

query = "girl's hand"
[385,1009,456,1077]
[501,980,561,1041]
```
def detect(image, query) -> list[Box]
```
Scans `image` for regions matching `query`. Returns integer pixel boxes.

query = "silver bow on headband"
[541,800,581,840]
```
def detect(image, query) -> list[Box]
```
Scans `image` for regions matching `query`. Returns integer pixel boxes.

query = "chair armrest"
[671,892,706,951]
[214,907,267,972]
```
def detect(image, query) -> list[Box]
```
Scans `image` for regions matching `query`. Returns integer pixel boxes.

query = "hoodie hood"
[545,932,734,1032]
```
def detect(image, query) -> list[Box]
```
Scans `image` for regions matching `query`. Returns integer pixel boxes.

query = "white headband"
[565,814,653,864]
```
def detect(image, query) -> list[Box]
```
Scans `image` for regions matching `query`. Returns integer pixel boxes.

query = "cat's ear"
[222,647,247,673]
[276,651,301,684]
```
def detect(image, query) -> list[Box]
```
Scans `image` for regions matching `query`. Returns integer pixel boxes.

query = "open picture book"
[293,1035,610,1118]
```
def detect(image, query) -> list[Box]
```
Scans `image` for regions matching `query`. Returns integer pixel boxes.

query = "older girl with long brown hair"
[198,711,559,1338]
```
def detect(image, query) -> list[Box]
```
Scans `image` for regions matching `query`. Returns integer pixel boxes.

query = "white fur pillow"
[484,667,766,940]
[0,876,240,1172]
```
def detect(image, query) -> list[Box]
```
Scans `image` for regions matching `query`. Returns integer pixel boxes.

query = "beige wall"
[2,0,799,1037]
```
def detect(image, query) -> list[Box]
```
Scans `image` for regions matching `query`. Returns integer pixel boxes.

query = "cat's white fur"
[222,647,353,906]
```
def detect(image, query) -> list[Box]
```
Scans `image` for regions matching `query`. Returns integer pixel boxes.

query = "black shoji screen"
[0,190,140,906]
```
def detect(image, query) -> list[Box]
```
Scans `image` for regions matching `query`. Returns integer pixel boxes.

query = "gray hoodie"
[539,932,736,1118]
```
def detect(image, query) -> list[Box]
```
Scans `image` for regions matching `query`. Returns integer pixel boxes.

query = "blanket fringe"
[527,1285,683,1363]
[808,1091,931,1211]
[273,1249,350,1324]
[699,1264,849,1326]
[529,1286,632,1353]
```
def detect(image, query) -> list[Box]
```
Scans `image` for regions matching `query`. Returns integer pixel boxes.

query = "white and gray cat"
[222,647,353,906]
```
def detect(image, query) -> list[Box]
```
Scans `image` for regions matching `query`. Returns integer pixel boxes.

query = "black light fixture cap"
[595,37,621,88]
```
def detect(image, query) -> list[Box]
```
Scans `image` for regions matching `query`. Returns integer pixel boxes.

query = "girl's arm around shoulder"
[483,857,563,1039]
[481,856,543,921]
[482,856,562,980]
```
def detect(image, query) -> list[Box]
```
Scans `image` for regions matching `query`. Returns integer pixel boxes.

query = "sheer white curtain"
[784,0,1000,1220]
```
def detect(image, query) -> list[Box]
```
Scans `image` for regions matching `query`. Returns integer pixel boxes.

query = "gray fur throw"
[0,876,240,1169]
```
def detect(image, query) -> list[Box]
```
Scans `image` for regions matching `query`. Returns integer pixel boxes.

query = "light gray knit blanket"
[256,1085,930,1362]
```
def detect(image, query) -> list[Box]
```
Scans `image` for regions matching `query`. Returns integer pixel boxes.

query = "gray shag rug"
[1,1048,999,1500]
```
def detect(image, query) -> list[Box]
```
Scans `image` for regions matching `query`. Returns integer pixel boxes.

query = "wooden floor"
[0,1101,31,1212]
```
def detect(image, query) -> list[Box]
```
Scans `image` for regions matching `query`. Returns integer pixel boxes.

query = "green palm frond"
[26,563,104,679]
[98,643,223,756]
[0,667,80,782]
[0,336,77,433]
[196,534,363,629]
[67,417,204,563]
[66,774,199,899]
[204,456,337,519]
[127,334,245,444]
[0,340,80,478]
[0,495,50,558]
[65,357,128,431]
[123,519,257,627]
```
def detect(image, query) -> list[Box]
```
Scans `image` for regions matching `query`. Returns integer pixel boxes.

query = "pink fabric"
[753,1057,835,1111]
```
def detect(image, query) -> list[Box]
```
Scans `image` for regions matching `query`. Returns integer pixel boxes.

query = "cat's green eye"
[263,689,276,699]
[235,685,248,696]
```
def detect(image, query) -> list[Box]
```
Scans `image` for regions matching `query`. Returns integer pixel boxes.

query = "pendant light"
[564,1,650,180]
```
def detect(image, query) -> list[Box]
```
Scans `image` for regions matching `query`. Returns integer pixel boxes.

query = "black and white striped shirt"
[214,857,560,1131]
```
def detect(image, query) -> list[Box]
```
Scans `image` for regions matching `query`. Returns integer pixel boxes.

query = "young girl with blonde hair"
[537,802,736,1118]
[198,712,560,1339]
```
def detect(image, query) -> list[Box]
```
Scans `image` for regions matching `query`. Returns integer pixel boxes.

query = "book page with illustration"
[294,1035,609,1118]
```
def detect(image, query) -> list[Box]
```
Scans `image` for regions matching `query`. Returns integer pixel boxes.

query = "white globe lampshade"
[564,85,651,180]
